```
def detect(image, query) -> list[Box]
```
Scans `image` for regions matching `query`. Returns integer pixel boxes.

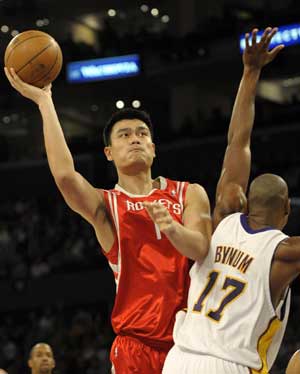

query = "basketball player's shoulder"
[162,176,189,186]
[163,177,207,193]
[185,183,209,203]
[286,349,300,374]
[187,183,206,194]
[158,176,188,196]
[274,235,299,262]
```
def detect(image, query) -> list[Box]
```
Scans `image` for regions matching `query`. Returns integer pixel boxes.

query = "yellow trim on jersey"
[250,317,281,374]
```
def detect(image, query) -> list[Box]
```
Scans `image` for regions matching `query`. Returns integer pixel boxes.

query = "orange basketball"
[4,30,63,88]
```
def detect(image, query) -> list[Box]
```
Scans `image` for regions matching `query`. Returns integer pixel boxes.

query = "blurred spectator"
[28,343,55,374]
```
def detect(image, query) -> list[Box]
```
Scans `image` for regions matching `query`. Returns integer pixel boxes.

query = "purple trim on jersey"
[240,214,273,234]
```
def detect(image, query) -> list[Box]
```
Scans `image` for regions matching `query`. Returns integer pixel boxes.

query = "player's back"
[174,212,290,372]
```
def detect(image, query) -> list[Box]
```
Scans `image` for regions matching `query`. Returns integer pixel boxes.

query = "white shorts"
[162,345,250,374]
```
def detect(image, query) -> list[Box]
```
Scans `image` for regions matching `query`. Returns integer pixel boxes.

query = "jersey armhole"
[101,238,118,262]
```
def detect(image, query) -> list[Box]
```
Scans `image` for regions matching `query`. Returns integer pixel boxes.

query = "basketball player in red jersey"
[4,75,211,372]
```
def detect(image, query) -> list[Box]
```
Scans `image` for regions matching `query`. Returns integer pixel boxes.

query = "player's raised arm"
[4,68,114,249]
[145,184,212,262]
[213,27,284,228]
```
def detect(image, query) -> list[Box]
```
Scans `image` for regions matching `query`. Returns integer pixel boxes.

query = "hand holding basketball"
[4,67,52,105]
[4,30,62,88]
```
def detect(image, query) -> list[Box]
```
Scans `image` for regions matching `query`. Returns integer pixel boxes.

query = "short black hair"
[103,108,153,146]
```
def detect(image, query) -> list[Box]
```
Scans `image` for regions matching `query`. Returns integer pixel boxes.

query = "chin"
[124,160,149,174]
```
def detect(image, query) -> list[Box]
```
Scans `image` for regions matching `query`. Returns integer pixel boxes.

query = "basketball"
[4,30,63,88]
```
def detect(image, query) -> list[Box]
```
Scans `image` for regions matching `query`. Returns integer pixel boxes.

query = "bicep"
[57,173,116,253]
[56,171,104,225]
[216,144,251,201]
[183,184,212,238]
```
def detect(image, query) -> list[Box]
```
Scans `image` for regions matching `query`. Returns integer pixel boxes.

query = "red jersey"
[102,177,190,351]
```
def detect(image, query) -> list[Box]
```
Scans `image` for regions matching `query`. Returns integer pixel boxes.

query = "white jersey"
[173,213,290,373]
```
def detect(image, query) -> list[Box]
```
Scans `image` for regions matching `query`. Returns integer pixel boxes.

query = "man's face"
[28,344,55,374]
[104,119,155,174]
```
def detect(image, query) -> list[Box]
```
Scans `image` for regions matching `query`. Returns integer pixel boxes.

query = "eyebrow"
[115,125,149,134]
[115,127,131,134]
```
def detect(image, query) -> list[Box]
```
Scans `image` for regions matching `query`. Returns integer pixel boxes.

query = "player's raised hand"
[144,201,175,235]
[243,27,284,70]
[4,67,52,105]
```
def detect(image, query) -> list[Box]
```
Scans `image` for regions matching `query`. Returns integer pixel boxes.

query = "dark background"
[0,0,300,372]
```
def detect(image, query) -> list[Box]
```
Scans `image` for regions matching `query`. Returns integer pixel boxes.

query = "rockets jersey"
[173,212,290,373]
[102,177,190,351]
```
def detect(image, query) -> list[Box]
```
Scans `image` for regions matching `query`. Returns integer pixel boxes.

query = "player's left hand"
[144,201,175,235]
[243,27,284,70]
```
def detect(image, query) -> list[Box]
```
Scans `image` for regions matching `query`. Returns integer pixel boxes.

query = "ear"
[286,198,291,215]
[104,146,113,161]
[152,142,156,158]
[28,359,32,369]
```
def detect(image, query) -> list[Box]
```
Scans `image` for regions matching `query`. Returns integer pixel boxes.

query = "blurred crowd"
[0,197,106,287]
[0,303,113,373]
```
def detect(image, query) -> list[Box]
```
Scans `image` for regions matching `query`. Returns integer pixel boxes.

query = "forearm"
[164,221,209,261]
[39,96,75,178]
[228,67,261,145]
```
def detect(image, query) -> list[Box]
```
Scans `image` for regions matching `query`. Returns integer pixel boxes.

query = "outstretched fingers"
[261,27,278,50]
[245,32,250,49]
[250,28,258,46]
[259,27,273,47]
[268,44,285,60]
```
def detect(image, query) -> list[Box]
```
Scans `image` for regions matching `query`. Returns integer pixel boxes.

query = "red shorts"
[110,335,169,374]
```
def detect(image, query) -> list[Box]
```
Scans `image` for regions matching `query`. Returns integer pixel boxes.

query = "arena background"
[0,0,300,372]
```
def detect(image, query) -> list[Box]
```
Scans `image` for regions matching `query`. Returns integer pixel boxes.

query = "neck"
[247,212,276,230]
[117,171,158,195]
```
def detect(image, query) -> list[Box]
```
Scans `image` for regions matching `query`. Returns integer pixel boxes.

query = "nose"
[130,133,141,144]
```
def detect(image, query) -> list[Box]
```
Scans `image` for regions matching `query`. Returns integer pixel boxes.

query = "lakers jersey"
[173,212,290,373]
[102,177,190,350]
